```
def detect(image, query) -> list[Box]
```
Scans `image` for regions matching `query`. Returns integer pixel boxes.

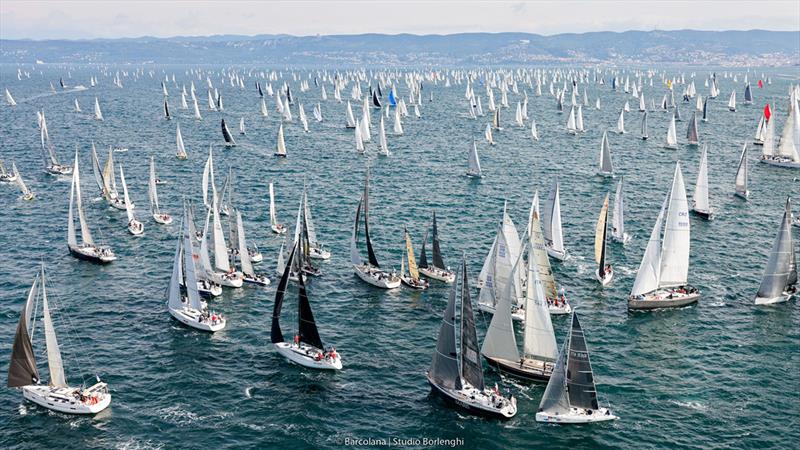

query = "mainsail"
[756,198,796,301]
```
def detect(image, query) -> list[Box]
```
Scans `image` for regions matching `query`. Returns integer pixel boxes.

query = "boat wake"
[670,400,708,412]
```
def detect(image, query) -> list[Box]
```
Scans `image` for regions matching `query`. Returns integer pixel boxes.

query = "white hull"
[69,244,116,263]
[243,273,271,286]
[401,275,429,290]
[309,246,331,260]
[611,232,631,245]
[426,374,517,419]
[536,407,617,424]
[596,268,613,286]
[275,342,342,370]
[629,287,700,310]
[153,213,174,225]
[168,305,225,332]
[419,266,456,283]
[477,302,525,322]
[271,224,287,234]
[128,220,144,236]
[353,264,401,289]
[22,384,111,415]
[548,302,572,315]
[754,291,794,305]
[546,246,567,261]
[759,157,800,169]
[209,271,244,288]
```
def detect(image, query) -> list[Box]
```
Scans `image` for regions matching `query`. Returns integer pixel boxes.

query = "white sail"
[728,90,736,110]
[176,124,187,158]
[91,97,103,121]
[119,165,136,223]
[148,157,160,215]
[665,115,678,148]
[4,88,16,106]
[531,119,539,141]
[777,107,800,162]
[484,123,494,145]
[74,98,81,112]
[615,109,625,133]
[611,177,626,240]
[269,182,280,228]
[345,101,356,127]
[762,115,776,157]
[393,107,403,135]
[239,117,246,134]
[276,124,287,156]
[523,246,558,361]
[544,181,565,255]
[659,163,691,288]
[599,131,614,175]
[378,116,389,155]
[693,146,711,213]
[211,193,230,272]
[566,106,577,133]
[354,119,364,152]
[735,143,748,197]
[631,198,667,296]
[576,105,585,132]
[69,152,94,246]
[467,140,482,177]
[236,210,254,277]
[41,279,68,388]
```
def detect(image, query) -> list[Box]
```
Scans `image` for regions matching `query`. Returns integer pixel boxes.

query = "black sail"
[221,119,235,145]
[257,81,263,97]
[431,212,446,269]
[164,99,170,119]
[566,312,600,410]
[271,243,298,344]
[459,259,485,391]
[429,270,461,390]
[7,275,40,388]
[372,90,382,108]
[363,170,380,267]
[418,230,429,269]
[297,275,324,350]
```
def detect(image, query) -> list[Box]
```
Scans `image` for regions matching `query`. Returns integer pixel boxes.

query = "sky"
[1,0,798,40]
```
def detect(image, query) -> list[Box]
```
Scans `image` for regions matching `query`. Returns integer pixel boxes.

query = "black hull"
[691,209,712,220]
[68,246,112,264]
[485,357,550,382]
[426,379,511,420]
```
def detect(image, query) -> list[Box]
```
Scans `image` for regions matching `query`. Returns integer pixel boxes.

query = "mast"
[429,264,460,390]
[41,267,67,388]
[458,259,484,390]
[363,169,380,268]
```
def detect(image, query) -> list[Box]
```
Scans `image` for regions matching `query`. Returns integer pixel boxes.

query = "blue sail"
[388,90,397,106]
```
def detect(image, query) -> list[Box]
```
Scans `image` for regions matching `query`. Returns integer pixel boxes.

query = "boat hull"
[535,407,617,424]
[754,291,794,305]
[401,275,429,290]
[22,384,111,415]
[691,209,713,220]
[419,266,456,283]
[353,264,401,289]
[484,356,553,382]
[426,374,516,419]
[68,244,116,263]
[477,302,525,322]
[168,306,225,332]
[628,289,700,310]
[546,246,567,261]
[274,342,342,370]
[153,213,174,225]
[596,268,613,286]
[759,157,800,168]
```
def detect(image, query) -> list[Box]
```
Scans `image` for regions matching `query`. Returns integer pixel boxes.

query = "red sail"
[764,103,771,122]
[758,80,763,88]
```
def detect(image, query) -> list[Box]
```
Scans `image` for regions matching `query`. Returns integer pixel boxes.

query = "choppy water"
[0,66,798,449]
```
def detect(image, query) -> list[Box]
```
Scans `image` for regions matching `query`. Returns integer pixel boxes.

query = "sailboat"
[535,312,617,424]
[400,227,429,290]
[393,107,404,135]
[734,143,749,199]
[543,180,567,260]
[275,123,287,157]
[477,209,525,322]
[427,257,517,419]
[0,159,18,183]
[611,177,631,244]
[566,106,577,134]
[754,198,798,305]
[235,209,270,286]
[350,169,401,289]
[39,113,72,175]
[598,131,614,177]
[272,243,342,369]
[163,99,171,120]
[760,101,800,168]
[615,109,625,134]
[4,88,16,106]
[628,162,700,310]
[728,90,736,112]
[67,150,116,263]
[691,146,713,219]
[466,140,483,178]
[686,111,699,146]
[175,123,188,159]
[531,119,540,141]
[74,98,81,112]
[378,116,389,156]
[481,240,558,381]
[201,194,244,288]
[526,193,571,314]
[302,188,330,260]
[491,108,501,130]
[484,123,495,146]
[7,265,112,414]
[665,115,678,149]
[345,101,356,128]
[166,213,226,331]
[93,98,103,121]
[269,182,287,234]
[239,117,246,135]
[221,119,236,147]
[418,212,456,283]
[119,164,143,235]
[641,111,649,140]
[595,194,614,285]
[149,157,172,224]
[12,162,35,201]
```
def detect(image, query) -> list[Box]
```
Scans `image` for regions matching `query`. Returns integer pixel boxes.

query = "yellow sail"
[667,79,673,90]
[405,230,419,280]
[595,194,609,265]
